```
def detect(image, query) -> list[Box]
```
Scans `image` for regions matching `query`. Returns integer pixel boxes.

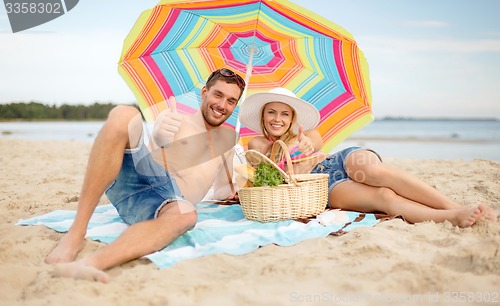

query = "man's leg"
[46,105,143,264]
[53,200,197,283]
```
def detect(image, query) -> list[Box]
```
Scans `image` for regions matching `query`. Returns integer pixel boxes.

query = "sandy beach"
[1,138,499,306]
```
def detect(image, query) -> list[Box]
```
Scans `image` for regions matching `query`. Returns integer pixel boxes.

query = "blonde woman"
[239,88,496,228]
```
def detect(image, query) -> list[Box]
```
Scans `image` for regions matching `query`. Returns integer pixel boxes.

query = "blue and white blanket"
[17,203,382,269]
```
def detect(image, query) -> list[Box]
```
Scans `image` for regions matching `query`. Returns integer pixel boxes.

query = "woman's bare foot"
[451,206,482,228]
[478,204,498,222]
[53,262,109,283]
[45,232,85,264]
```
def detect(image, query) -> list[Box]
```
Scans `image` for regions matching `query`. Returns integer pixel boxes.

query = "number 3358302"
[5,2,62,14]
[443,292,498,303]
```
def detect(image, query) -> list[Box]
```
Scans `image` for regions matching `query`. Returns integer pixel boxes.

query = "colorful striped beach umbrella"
[118,0,372,153]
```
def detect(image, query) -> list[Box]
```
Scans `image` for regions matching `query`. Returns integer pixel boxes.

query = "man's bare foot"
[45,232,85,264]
[478,204,498,222]
[452,206,482,228]
[53,262,109,283]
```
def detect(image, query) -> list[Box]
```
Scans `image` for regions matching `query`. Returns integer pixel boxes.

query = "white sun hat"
[239,87,320,134]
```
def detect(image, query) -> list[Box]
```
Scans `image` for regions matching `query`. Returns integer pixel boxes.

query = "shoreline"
[2,134,496,143]
[2,137,500,162]
[347,136,496,144]
[2,130,499,144]
[2,120,499,160]
[1,117,498,122]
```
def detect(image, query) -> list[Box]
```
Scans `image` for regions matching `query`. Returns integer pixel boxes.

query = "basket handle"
[270,140,297,184]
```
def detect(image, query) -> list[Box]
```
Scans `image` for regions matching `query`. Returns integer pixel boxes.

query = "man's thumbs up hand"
[153,96,182,147]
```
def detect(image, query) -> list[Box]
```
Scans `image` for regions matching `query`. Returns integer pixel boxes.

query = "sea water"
[336,119,500,161]
[0,121,104,142]
[1,119,499,161]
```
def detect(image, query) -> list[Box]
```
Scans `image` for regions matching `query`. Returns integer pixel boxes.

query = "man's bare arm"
[212,148,237,200]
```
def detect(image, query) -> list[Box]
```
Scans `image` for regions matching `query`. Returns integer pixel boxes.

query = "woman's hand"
[297,125,315,155]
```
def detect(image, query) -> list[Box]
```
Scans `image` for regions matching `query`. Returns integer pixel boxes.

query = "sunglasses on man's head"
[207,68,245,89]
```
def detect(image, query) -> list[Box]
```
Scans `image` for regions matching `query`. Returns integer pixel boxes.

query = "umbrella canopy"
[118,0,372,153]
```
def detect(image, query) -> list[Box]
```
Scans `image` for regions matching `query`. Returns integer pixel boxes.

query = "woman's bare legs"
[344,150,462,210]
[328,149,495,227]
[330,181,482,228]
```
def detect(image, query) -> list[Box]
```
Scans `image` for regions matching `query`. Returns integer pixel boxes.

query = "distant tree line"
[0,102,138,120]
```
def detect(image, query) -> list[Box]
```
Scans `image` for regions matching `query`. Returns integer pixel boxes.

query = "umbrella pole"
[235,46,255,135]
[234,46,255,164]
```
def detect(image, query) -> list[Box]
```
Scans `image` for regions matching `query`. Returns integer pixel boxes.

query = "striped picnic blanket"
[17,203,383,269]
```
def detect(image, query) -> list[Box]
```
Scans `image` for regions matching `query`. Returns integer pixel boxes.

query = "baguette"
[235,174,253,188]
[234,164,256,182]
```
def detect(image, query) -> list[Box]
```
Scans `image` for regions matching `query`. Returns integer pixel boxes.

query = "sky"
[1,0,500,119]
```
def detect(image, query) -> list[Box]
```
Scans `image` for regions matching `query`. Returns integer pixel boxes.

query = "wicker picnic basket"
[239,140,328,222]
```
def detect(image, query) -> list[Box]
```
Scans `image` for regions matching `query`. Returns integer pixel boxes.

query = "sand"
[1,138,499,306]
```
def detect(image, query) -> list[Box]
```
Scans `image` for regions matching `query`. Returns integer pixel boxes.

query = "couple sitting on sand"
[46,68,497,282]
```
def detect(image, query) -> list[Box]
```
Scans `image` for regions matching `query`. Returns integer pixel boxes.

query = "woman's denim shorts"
[310,146,381,204]
[105,142,185,225]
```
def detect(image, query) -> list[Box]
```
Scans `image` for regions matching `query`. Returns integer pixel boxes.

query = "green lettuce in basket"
[253,162,284,187]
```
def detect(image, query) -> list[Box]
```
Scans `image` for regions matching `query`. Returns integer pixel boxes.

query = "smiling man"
[45,68,246,282]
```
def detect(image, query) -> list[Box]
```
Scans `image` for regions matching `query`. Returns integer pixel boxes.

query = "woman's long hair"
[259,104,298,165]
